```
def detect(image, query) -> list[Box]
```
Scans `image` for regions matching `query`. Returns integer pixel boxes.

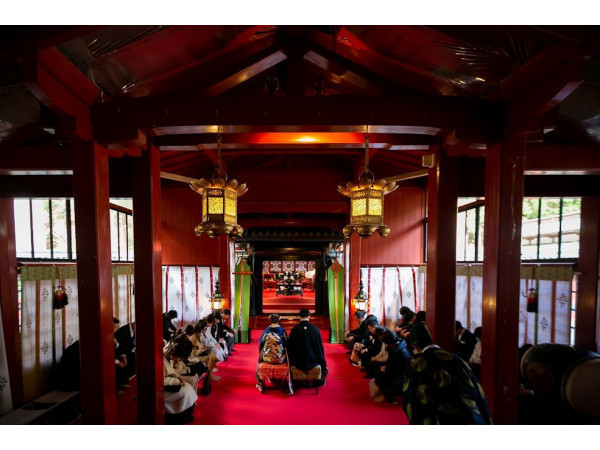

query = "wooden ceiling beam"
[505,57,587,139]
[18,47,99,140]
[92,95,503,146]
[525,144,600,174]
[485,44,591,103]
[127,34,281,97]
[152,132,435,147]
[204,50,287,95]
[305,28,453,96]
[153,125,438,134]
[18,46,147,148]
[0,142,71,174]
[303,49,385,95]
[0,26,103,59]
[212,148,360,156]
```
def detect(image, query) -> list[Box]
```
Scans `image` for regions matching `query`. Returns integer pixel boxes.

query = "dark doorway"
[241,228,342,317]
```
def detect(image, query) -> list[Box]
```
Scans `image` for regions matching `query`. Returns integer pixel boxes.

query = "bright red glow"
[251,133,364,144]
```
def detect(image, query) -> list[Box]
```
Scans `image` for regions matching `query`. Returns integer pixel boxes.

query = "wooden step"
[250,314,330,330]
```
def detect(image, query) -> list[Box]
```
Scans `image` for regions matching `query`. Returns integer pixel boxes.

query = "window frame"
[14,198,134,263]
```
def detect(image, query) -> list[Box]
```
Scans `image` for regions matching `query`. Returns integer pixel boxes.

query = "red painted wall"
[359,187,426,265]
[161,187,220,265]
[161,185,426,267]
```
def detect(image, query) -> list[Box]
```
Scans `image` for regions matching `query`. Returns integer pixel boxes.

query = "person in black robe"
[402,322,492,425]
[455,320,477,363]
[372,329,411,403]
[345,310,377,350]
[358,320,384,370]
[287,309,328,386]
[114,322,136,377]
[215,312,235,355]
[163,310,178,342]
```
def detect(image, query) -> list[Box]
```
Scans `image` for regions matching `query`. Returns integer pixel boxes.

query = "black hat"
[410,322,433,349]
[455,320,463,331]
[354,310,366,318]
[299,309,310,318]
[113,317,120,324]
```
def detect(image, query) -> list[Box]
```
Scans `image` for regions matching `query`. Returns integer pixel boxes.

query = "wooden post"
[425,143,458,350]
[348,233,361,330]
[576,196,600,351]
[72,141,117,424]
[481,140,525,424]
[132,144,165,424]
[0,197,23,407]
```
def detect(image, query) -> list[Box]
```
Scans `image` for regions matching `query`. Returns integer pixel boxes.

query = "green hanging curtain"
[328,260,345,343]
[233,258,252,343]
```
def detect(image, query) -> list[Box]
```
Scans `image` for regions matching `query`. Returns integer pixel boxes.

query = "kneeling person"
[287,309,328,386]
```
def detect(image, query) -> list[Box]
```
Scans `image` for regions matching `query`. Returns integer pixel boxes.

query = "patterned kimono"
[402,345,492,425]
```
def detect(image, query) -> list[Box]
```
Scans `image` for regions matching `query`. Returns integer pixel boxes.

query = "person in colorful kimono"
[402,321,492,425]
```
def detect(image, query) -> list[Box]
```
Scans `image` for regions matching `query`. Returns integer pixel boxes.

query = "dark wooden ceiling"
[1,25,600,232]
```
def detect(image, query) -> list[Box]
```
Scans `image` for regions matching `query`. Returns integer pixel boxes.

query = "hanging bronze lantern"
[338,132,397,238]
[191,132,248,238]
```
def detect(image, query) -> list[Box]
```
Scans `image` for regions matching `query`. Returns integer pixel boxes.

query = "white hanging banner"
[368,268,384,323]
[182,266,198,326]
[416,268,426,312]
[383,268,400,329]
[165,266,183,329]
[162,267,167,311]
[455,275,468,328]
[399,267,416,312]
[537,280,553,344]
[518,278,528,346]
[63,278,80,350]
[0,305,13,415]
[161,266,219,327]
[116,274,129,323]
[21,280,54,401]
[469,276,482,331]
[554,281,571,345]
[197,266,217,321]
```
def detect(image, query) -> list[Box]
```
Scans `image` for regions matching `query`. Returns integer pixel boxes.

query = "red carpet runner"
[189,328,409,425]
